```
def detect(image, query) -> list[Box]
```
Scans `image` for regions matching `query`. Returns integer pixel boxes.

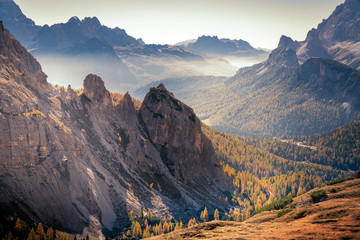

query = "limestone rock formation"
[140,84,230,196]
[294,0,360,68]
[297,29,330,62]
[266,47,299,69]
[83,74,112,107]
[0,24,48,92]
[115,92,137,123]
[277,35,299,51]
[0,25,231,237]
[299,57,360,109]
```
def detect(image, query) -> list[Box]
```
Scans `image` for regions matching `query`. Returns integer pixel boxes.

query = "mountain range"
[149,0,360,137]
[0,0,242,92]
[175,35,270,69]
[176,35,268,58]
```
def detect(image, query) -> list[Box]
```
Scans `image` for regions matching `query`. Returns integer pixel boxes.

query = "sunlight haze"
[14,0,344,49]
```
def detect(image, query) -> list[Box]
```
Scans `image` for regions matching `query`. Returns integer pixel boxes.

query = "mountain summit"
[31,16,139,51]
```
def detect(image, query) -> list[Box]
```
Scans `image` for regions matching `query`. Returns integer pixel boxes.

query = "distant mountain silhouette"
[31,16,140,52]
[177,35,268,57]
[0,0,40,47]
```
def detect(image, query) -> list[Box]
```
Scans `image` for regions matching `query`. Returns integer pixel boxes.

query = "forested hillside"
[243,121,360,172]
[202,125,347,219]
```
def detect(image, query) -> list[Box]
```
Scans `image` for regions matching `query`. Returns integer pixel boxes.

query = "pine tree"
[14,218,22,232]
[46,228,54,240]
[132,221,142,238]
[214,209,220,221]
[200,207,209,222]
[187,218,197,227]
[128,210,134,222]
[36,222,45,239]
[142,225,151,238]
[147,209,153,221]
[174,222,180,231]
[27,228,36,240]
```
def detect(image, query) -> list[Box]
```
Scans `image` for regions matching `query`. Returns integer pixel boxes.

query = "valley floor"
[147,178,360,240]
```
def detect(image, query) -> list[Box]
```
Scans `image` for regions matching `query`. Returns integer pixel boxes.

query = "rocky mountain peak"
[115,92,137,123]
[82,74,111,106]
[140,84,231,195]
[67,16,81,24]
[297,29,330,61]
[83,17,101,26]
[156,83,169,92]
[277,35,298,50]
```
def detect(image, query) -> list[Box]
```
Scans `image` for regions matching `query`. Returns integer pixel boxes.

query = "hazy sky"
[14,0,344,49]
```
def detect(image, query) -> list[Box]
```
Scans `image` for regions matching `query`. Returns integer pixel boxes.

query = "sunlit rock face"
[0,25,231,237]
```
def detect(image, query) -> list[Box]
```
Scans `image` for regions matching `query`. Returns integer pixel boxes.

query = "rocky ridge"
[178,35,267,57]
[0,0,40,47]
[0,26,231,237]
[282,0,360,69]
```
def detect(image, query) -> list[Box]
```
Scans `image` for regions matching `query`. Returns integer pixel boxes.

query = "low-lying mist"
[34,54,138,93]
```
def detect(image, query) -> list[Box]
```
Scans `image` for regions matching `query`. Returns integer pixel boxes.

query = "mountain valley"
[0,0,359,239]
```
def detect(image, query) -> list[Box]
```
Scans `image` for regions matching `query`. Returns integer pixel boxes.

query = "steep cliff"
[139,84,230,196]
[0,22,47,92]
[0,26,231,237]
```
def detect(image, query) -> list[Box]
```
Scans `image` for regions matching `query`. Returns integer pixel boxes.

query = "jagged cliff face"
[285,0,360,69]
[0,22,47,92]
[139,84,230,196]
[0,26,231,237]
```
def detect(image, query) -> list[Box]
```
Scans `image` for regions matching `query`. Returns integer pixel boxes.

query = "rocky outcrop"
[83,74,111,107]
[297,29,330,62]
[299,58,360,109]
[277,35,299,51]
[139,84,230,195]
[115,92,137,123]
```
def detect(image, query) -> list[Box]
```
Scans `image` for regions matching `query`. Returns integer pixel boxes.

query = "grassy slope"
[147,178,360,240]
